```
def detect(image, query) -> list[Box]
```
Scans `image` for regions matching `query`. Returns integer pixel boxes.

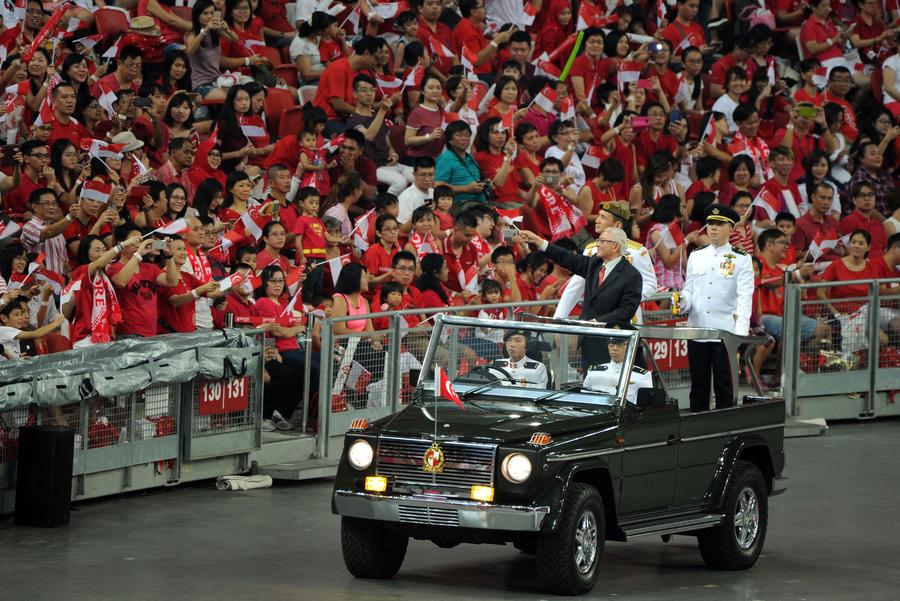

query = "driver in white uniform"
[493,331,549,389]
[583,335,652,404]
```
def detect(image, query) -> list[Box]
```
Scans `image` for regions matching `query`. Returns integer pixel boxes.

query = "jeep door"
[616,400,679,514]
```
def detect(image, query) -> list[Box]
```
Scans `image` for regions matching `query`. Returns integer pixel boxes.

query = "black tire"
[698,460,768,570]
[341,517,408,579]
[536,483,605,595]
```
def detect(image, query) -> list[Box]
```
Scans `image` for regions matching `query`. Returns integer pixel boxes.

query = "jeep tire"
[341,517,408,578]
[698,460,768,570]
[536,483,605,595]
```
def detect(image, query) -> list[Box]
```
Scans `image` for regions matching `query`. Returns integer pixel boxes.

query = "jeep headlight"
[348,439,374,470]
[501,453,532,483]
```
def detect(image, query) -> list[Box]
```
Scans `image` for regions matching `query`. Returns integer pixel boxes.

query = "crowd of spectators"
[0,0,898,428]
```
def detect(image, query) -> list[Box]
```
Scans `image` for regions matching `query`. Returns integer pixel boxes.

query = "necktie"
[597,265,606,288]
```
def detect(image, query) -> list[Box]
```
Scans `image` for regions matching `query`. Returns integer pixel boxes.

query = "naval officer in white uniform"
[675,203,754,412]
[493,330,549,388]
[583,331,653,404]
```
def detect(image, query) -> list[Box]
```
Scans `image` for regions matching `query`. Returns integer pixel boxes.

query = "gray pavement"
[2,419,899,601]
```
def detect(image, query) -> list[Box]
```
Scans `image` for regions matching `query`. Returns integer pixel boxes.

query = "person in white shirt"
[711,67,749,133]
[544,120,586,192]
[0,297,65,361]
[583,332,653,404]
[493,330,548,388]
[396,157,435,228]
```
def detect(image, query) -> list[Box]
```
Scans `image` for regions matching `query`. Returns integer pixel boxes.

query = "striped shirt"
[21,216,69,276]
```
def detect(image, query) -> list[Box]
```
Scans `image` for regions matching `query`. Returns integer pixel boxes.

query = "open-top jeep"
[332,315,786,595]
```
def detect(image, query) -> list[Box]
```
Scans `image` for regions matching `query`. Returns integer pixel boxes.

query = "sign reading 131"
[198,377,250,415]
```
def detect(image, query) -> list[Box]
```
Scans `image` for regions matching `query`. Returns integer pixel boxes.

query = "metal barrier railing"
[0,329,265,503]
[781,278,900,419]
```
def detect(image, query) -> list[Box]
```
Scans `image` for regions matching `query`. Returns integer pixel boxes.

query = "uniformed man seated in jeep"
[583,336,652,404]
[493,330,549,388]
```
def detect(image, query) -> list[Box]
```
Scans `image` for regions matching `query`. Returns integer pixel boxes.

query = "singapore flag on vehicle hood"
[434,365,465,410]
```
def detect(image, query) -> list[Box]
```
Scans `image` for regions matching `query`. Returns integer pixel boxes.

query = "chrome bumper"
[333,489,550,532]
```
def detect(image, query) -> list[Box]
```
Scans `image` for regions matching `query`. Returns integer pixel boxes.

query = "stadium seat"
[257,45,284,67]
[264,87,296,135]
[171,5,192,21]
[274,64,299,88]
[94,7,130,42]
[278,105,305,138]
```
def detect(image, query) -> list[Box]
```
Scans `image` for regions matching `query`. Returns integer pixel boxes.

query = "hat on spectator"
[600,201,630,222]
[130,16,160,36]
[111,131,144,152]
[705,203,739,226]
[503,329,530,342]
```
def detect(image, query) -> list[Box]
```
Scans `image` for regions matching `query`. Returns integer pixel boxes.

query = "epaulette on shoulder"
[584,242,598,254]
[731,247,748,256]
[524,361,539,368]
[626,240,642,249]
[633,366,649,374]
[587,364,608,371]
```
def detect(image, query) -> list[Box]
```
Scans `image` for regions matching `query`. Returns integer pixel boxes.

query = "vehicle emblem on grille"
[423,442,445,473]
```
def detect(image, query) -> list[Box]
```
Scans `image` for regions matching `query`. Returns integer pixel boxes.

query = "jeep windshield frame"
[419,314,640,410]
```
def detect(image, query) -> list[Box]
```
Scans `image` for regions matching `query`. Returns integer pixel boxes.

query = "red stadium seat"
[274,64,299,88]
[264,87,297,135]
[171,5,192,21]
[278,105,305,138]
[94,7,130,42]
[257,45,284,67]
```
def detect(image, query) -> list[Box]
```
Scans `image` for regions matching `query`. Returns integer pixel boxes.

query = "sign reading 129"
[198,377,250,415]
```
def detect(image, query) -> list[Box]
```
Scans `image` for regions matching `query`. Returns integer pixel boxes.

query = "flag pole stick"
[559,31,584,82]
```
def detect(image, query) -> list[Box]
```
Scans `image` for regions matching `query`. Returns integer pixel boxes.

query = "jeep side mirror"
[408,369,420,387]
[636,387,666,409]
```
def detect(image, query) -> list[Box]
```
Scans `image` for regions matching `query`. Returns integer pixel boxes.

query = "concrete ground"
[2,419,899,601]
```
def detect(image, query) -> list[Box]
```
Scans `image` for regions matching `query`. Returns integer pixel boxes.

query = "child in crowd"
[0,298,66,360]
[432,185,455,232]
[234,246,258,273]
[293,187,326,266]
[372,281,405,330]
[404,205,439,259]
[472,279,507,360]
[774,212,799,265]
[392,11,420,74]
[298,129,335,195]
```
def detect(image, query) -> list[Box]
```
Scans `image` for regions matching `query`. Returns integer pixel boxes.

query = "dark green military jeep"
[332,315,786,595]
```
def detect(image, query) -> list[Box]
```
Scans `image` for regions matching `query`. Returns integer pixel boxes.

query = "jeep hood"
[376,399,617,444]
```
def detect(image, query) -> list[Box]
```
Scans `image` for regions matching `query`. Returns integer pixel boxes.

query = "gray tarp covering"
[0,329,263,410]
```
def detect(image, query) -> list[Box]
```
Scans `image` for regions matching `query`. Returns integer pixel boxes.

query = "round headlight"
[501,453,532,484]
[347,439,374,470]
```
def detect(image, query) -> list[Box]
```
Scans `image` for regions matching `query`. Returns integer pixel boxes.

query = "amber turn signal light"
[470,485,495,502]
[365,476,388,492]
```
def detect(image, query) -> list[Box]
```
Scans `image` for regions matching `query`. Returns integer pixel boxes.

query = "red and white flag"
[97,83,117,119]
[580,144,607,169]
[532,84,557,112]
[217,228,244,251]
[0,220,21,241]
[458,263,478,293]
[812,66,829,89]
[351,209,375,252]
[656,0,668,28]
[238,274,263,296]
[498,106,515,131]
[26,252,44,275]
[216,271,245,293]
[285,267,303,296]
[325,253,350,285]
[34,268,65,294]
[434,365,465,410]
[80,138,124,159]
[342,4,361,34]
[460,45,479,72]
[467,81,486,111]
[374,72,403,90]
[281,284,304,316]
[576,1,598,30]
[153,218,190,236]
[239,115,267,138]
[403,64,425,88]
[520,0,538,26]
[102,35,123,60]
[320,133,347,155]
[534,53,561,80]
[74,33,102,49]
[751,187,779,221]
[60,277,82,306]
[429,37,455,59]
[702,113,717,144]
[559,96,575,121]
[4,81,30,96]
[618,61,643,91]
[79,180,111,204]
[240,205,270,240]
[808,230,839,261]
[371,1,399,19]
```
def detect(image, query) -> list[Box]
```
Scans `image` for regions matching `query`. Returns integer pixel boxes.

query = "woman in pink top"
[331,262,385,384]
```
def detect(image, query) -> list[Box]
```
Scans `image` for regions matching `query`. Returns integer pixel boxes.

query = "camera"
[151,240,168,251]
[544,175,559,186]
[481,180,495,201]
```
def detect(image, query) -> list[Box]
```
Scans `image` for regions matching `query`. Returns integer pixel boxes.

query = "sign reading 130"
[198,377,250,415]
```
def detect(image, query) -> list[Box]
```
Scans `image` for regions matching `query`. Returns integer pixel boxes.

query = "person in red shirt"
[840,182,888,258]
[576,157,624,223]
[441,211,479,293]
[754,146,803,227]
[474,117,526,209]
[634,102,684,169]
[107,225,180,338]
[415,0,457,76]
[800,0,848,65]
[850,0,892,65]
[660,0,711,63]
[158,237,218,334]
[293,188,327,264]
[46,84,91,148]
[266,165,300,238]
[823,67,860,140]
[792,181,843,261]
[709,41,752,99]
[643,41,680,105]
[568,27,614,115]
[451,0,514,77]
[313,36,380,127]
[363,214,402,290]
[817,230,887,317]
[90,45,143,98]
[771,105,835,182]
[65,198,116,262]
[515,251,549,305]
[599,112,640,198]
[256,222,292,272]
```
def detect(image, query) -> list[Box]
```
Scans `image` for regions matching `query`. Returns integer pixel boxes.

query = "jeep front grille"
[376,437,496,489]
[397,505,460,527]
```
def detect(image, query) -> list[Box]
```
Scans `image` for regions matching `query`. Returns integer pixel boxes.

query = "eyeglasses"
[28,153,49,159]
[855,191,876,198]
[597,239,618,245]
[394,266,414,273]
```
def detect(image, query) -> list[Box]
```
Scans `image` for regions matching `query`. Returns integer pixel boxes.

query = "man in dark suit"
[519,227,643,367]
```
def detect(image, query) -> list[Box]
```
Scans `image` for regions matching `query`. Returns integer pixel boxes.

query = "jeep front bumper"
[333,489,550,531]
